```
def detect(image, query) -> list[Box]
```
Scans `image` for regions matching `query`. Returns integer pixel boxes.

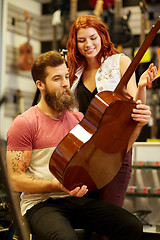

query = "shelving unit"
[124,142,160,232]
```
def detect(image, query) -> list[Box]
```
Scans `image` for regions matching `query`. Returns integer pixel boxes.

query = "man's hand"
[58,182,88,197]
[131,100,151,127]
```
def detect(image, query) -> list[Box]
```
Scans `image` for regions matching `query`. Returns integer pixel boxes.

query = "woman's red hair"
[66,15,119,86]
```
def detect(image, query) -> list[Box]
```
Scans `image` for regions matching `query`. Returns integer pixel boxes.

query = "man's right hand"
[58,182,88,197]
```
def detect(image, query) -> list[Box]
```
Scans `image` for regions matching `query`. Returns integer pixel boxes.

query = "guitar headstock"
[24,11,31,24]
[139,0,148,14]
[23,11,32,41]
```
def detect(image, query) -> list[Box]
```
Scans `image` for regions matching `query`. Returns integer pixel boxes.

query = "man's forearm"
[9,172,61,194]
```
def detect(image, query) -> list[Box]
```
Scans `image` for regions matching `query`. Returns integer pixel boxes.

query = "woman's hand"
[131,100,151,127]
[138,63,157,88]
[58,182,88,197]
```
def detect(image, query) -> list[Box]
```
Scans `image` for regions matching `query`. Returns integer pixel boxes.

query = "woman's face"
[77,27,101,60]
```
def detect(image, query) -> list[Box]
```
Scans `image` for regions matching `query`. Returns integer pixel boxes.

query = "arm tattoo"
[11,150,31,173]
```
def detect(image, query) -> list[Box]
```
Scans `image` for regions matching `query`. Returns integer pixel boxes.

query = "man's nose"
[62,78,69,87]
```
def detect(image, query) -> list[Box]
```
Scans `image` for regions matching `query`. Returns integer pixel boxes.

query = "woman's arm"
[120,55,157,104]
[127,101,151,151]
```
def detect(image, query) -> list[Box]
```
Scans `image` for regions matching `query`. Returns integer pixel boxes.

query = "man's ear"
[36,80,44,91]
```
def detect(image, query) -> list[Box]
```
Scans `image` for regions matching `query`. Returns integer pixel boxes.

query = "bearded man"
[6,50,144,240]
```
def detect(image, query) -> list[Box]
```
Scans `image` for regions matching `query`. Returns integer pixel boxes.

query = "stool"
[32,229,100,240]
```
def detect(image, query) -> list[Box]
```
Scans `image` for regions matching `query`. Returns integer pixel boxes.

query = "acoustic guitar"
[49,17,160,191]
[17,11,34,71]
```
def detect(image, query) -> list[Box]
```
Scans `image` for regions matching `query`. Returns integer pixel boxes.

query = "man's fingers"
[70,185,88,197]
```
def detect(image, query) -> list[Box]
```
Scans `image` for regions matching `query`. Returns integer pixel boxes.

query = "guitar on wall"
[106,0,132,48]
[49,17,160,191]
[89,0,132,51]
[17,11,34,71]
[134,0,151,68]
[59,0,78,50]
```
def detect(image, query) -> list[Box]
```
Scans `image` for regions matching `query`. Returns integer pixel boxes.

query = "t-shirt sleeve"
[71,111,84,122]
[7,115,33,151]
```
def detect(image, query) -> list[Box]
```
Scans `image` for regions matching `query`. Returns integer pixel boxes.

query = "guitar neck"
[139,0,149,45]
[115,17,160,94]
[24,11,31,46]
[140,13,146,45]
[26,21,30,45]
[70,0,78,23]
[114,0,122,20]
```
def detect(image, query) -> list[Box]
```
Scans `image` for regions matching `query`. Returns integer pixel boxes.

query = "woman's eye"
[78,39,85,43]
[91,37,97,40]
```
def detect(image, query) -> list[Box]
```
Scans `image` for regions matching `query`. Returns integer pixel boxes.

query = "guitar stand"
[133,210,152,226]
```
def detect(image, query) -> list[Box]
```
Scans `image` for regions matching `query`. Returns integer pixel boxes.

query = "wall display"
[4,88,34,118]
[6,4,54,76]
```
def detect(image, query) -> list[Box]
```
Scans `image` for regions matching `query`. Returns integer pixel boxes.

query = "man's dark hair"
[31,50,65,84]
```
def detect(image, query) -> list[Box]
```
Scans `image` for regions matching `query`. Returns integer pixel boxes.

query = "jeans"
[25,196,143,240]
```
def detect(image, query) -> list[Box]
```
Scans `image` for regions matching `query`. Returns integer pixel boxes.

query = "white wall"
[0,0,41,140]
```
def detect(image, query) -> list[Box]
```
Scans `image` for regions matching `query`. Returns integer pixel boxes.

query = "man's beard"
[44,86,75,112]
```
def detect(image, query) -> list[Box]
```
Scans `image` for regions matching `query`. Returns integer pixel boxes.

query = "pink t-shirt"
[7,106,84,216]
[7,106,83,151]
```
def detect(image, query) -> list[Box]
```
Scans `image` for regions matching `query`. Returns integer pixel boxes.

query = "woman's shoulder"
[102,53,124,68]
[105,53,124,61]
[119,54,131,64]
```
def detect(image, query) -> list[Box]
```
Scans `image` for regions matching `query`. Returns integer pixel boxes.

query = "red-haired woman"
[66,15,157,207]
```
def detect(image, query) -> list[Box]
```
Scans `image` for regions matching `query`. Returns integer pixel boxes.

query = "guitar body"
[17,42,34,71]
[49,91,137,191]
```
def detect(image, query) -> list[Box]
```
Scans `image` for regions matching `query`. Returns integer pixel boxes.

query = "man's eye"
[54,78,60,81]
